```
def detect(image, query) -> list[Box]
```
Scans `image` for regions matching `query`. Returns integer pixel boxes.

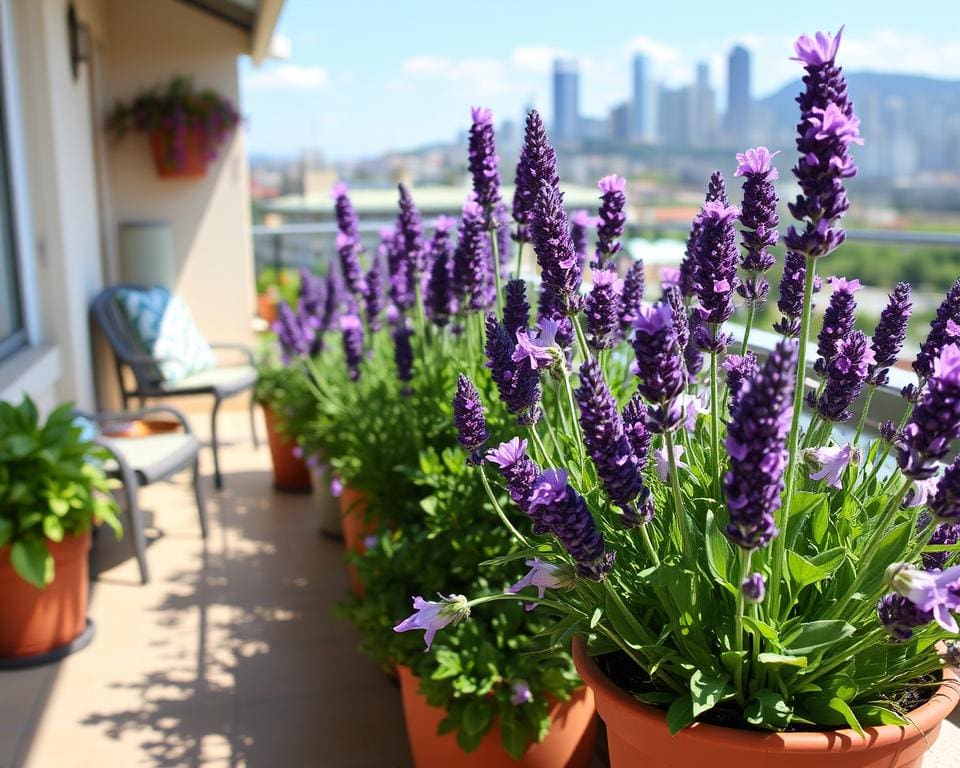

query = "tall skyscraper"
[726,45,751,144]
[691,61,716,147]
[552,59,580,142]
[631,54,657,142]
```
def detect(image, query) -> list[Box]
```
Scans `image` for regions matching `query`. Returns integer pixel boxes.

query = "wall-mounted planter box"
[149,130,208,178]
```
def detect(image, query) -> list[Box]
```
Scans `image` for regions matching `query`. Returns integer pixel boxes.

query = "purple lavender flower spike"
[877,593,933,641]
[453,374,489,464]
[813,277,862,375]
[595,175,626,269]
[898,344,960,480]
[340,314,364,381]
[887,562,960,633]
[503,279,530,341]
[811,330,874,423]
[322,267,343,332]
[397,183,425,275]
[722,353,759,412]
[332,181,359,240]
[485,314,542,426]
[336,232,365,297]
[806,443,857,489]
[531,185,583,316]
[678,171,729,300]
[393,322,415,395]
[527,469,615,580]
[930,456,960,522]
[570,210,592,273]
[622,394,651,467]
[585,268,622,351]
[393,594,470,652]
[495,202,512,277]
[618,260,645,335]
[298,268,325,321]
[666,287,689,356]
[786,27,861,258]
[362,255,384,332]
[923,520,960,571]
[631,302,686,433]
[724,338,798,550]
[506,559,572,612]
[914,279,960,381]
[735,147,780,306]
[773,251,808,337]
[453,200,491,312]
[468,106,501,220]
[512,110,559,244]
[867,282,912,386]
[426,239,454,328]
[576,360,652,526]
[694,201,740,353]
[685,312,705,377]
[742,573,766,604]
[273,302,311,361]
[487,438,543,520]
[384,225,414,313]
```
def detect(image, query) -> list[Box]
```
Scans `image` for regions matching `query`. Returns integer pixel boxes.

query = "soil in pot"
[397,665,598,768]
[0,532,91,658]
[262,406,311,493]
[573,636,959,768]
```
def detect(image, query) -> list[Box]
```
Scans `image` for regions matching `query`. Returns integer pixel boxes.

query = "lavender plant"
[397,28,960,735]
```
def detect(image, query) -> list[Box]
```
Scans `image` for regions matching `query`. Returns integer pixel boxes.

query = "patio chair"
[76,405,205,584]
[91,283,259,489]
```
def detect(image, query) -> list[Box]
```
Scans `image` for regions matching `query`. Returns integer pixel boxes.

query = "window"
[0,36,25,362]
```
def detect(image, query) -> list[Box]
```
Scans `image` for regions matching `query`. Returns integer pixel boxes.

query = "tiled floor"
[1,410,958,767]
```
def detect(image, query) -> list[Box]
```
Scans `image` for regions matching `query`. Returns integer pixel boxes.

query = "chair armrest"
[209,342,256,366]
[76,405,193,434]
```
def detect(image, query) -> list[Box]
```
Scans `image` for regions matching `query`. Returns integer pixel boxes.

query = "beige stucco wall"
[101,0,255,353]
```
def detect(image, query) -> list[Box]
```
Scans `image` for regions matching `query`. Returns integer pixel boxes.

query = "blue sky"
[240,0,960,160]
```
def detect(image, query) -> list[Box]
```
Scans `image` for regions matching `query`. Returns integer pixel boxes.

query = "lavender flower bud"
[453,374,489,465]
[531,185,582,316]
[393,323,414,395]
[877,593,933,641]
[397,183,424,275]
[724,338,798,550]
[512,110,558,243]
[735,147,780,305]
[503,279,530,341]
[332,184,365,296]
[595,175,626,269]
[484,313,542,426]
[773,251,808,337]
[786,28,862,258]
[622,394,652,467]
[341,314,364,382]
[880,419,901,444]
[914,278,960,381]
[585,268,621,351]
[618,260,645,335]
[494,202,512,278]
[332,181,359,240]
[362,255,384,332]
[868,282,912,386]
[426,237,454,328]
[631,302,686,433]
[385,226,414,313]
[741,573,766,604]
[453,200,491,312]
[528,469,615,580]
[811,331,874,423]
[576,360,652,525]
[322,268,342,333]
[298,268,325,320]
[694,201,740,349]
[468,106,501,218]
[930,456,960,522]
[487,438,543,521]
[921,514,960,571]
[814,277,861,375]
[678,172,728,300]
[898,345,960,479]
[570,210,592,273]
[722,352,759,412]
[273,302,311,361]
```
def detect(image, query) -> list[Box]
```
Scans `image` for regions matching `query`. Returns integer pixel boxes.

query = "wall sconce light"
[67,3,91,81]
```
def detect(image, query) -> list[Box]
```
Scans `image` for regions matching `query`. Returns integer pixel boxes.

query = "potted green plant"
[106,76,239,178]
[253,363,314,493]
[0,398,121,659]
[418,29,960,768]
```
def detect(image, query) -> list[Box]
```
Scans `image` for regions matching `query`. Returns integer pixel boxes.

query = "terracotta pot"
[257,293,278,325]
[262,406,311,492]
[573,636,960,768]
[309,465,343,540]
[100,417,181,438]
[0,532,91,658]
[149,130,208,178]
[339,486,376,596]
[397,665,598,768]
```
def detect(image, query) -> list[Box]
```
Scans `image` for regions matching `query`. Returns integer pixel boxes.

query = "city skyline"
[241,1,960,160]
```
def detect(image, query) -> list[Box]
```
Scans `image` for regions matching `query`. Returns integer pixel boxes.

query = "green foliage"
[0,398,121,587]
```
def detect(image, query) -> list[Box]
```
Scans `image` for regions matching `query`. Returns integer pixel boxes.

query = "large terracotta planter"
[339,486,376,596]
[262,406,311,493]
[397,665,598,768]
[309,465,343,540]
[573,636,959,768]
[149,130,207,178]
[0,532,91,658]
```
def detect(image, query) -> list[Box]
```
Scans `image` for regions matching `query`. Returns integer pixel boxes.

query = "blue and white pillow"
[116,287,214,384]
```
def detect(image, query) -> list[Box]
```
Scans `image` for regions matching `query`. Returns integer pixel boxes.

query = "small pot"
[149,129,208,178]
[257,292,278,325]
[262,406,311,493]
[573,636,960,768]
[339,486,375,596]
[397,665,598,768]
[0,532,91,658]
[309,465,343,540]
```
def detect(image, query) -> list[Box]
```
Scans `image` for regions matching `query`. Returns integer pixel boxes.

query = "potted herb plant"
[253,363,314,493]
[404,29,960,768]
[0,398,121,659]
[107,76,239,178]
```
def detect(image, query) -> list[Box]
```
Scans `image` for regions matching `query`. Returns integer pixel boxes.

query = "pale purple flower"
[291,445,303,460]
[507,558,571,611]
[904,476,942,509]
[792,26,844,67]
[886,562,960,633]
[330,474,343,497]
[806,443,857,490]
[660,267,681,291]
[512,319,563,371]
[654,444,686,482]
[511,680,533,706]
[734,147,780,180]
[679,392,707,433]
[393,594,471,651]
[742,573,766,604]
[363,535,379,550]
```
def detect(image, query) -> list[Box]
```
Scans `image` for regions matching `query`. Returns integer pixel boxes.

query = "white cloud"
[841,29,960,78]
[244,64,329,91]
[626,36,683,66]
[401,55,517,97]
[511,46,572,73]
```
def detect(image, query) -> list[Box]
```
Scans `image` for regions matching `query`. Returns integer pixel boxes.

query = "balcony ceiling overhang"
[175,0,285,64]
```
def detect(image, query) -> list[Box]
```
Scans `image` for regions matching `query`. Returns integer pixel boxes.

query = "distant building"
[609,102,631,142]
[631,54,657,142]
[659,86,692,146]
[553,59,581,142]
[726,45,751,145]
[691,62,716,147]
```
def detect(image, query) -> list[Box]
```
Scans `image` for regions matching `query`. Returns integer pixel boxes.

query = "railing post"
[273,232,282,278]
